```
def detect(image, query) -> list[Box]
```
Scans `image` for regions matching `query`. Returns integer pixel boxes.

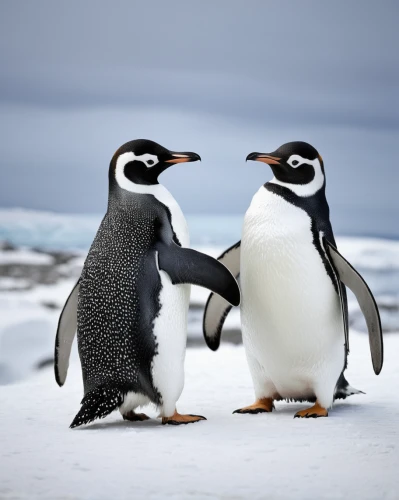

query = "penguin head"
[246,141,325,196]
[110,139,201,188]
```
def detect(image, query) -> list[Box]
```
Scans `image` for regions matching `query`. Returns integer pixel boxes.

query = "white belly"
[241,187,344,401]
[151,189,191,416]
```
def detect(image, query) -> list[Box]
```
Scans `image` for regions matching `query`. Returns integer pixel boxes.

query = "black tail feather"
[70,385,124,428]
[334,373,364,400]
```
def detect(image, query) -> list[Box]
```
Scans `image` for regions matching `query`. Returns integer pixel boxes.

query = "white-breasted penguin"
[203,141,383,418]
[55,139,240,427]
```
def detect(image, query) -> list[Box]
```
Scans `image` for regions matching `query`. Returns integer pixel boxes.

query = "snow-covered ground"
[0,331,398,500]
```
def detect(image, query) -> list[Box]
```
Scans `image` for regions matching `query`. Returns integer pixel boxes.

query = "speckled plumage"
[70,192,174,428]
[80,198,163,390]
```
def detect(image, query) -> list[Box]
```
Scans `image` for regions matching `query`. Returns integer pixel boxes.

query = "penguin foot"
[294,402,328,419]
[162,411,207,425]
[233,398,274,414]
[122,411,150,422]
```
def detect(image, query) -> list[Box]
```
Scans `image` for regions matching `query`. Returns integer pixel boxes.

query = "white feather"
[151,263,190,417]
[119,393,151,414]
[240,186,345,408]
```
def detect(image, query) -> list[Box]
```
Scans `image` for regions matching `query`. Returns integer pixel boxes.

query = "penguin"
[203,141,383,418]
[55,139,240,427]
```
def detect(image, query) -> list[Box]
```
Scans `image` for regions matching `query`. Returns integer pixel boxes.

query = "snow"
[337,237,399,270]
[0,248,54,265]
[0,277,31,290]
[0,319,55,384]
[0,332,398,500]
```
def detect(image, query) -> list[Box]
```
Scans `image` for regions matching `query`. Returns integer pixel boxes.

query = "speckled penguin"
[203,141,383,418]
[55,139,240,427]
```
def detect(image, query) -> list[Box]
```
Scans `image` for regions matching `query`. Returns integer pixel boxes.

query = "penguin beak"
[165,152,201,164]
[246,152,281,165]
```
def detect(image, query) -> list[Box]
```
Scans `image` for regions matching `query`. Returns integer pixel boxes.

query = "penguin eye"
[291,160,299,166]
[132,153,158,168]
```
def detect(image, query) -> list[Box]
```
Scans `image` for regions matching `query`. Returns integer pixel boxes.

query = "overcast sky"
[0,1,398,236]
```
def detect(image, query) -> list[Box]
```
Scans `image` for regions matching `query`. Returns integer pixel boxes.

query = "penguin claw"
[163,419,202,426]
[163,420,181,426]
[233,408,268,414]
[294,413,322,419]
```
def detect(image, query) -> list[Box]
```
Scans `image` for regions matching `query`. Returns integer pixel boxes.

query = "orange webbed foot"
[162,410,207,425]
[233,398,274,414]
[294,402,328,419]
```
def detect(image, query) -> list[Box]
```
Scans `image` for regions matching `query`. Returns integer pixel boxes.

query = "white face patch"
[115,152,160,192]
[270,156,325,197]
[287,154,308,168]
[129,152,159,168]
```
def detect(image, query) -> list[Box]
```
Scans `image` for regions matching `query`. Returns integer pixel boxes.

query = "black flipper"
[156,241,240,307]
[55,279,80,387]
[202,241,241,350]
[323,238,383,375]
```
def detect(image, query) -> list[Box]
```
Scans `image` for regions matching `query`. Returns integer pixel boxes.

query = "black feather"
[70,385,124,428]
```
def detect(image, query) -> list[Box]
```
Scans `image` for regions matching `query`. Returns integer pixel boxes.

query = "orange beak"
[246,152,281,165]
[165,152,201,164]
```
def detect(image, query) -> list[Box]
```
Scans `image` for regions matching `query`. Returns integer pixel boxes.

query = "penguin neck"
[269,176,326,197]
[108,177,177,212]
[268,176,326,198]
[265,181,327,202]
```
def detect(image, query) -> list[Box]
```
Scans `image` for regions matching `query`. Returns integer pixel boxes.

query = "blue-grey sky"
[0,1,398,236]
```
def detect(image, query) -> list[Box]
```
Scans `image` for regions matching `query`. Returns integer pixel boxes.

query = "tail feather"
[70,385,123,428]
[334,373,365,401]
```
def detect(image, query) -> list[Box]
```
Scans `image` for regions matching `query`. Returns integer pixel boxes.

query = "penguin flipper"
[203,241,241,351]
[323,238,383,375]
[156,242,240,307]
[54,279,80,387]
